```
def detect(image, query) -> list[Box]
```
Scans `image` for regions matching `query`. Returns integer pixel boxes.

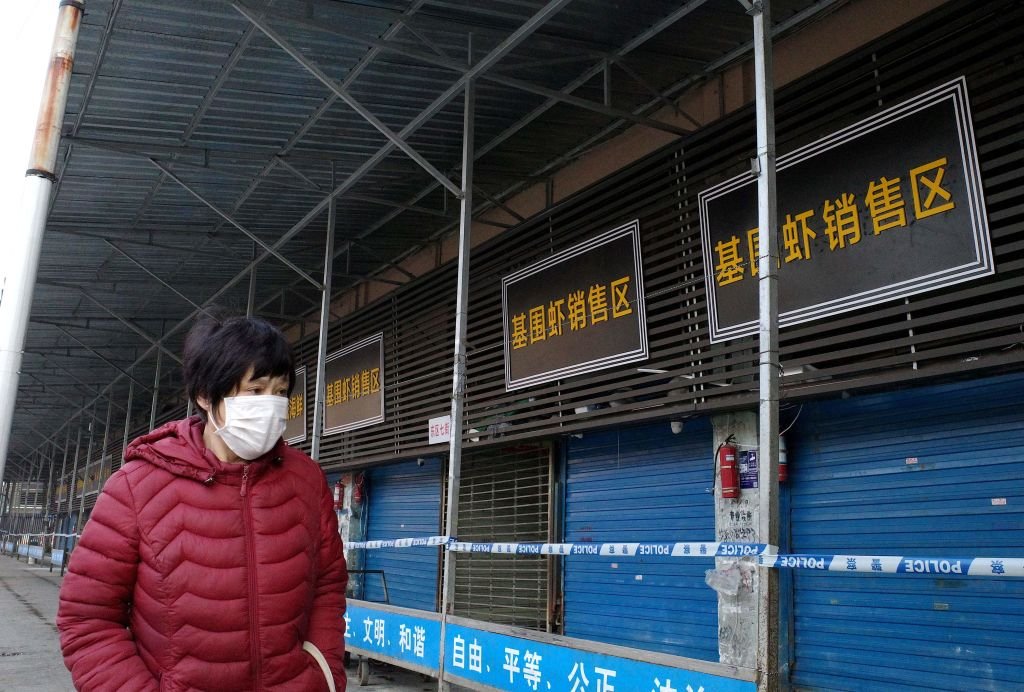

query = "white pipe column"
[310,168,336,462]
[752,1,781,690]
[0,1,84,484]
[437,62,475,692]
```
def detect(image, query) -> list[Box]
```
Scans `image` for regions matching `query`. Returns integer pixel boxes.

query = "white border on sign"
[698,76,993,343]
[322,333,385,435]
[501,219,648,391]
[284,365,307,445]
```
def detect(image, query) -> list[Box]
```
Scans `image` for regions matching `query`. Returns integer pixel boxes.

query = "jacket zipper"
[241,463,262,690]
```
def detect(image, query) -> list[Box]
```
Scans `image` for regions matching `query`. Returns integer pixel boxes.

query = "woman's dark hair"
[183,314,296,420]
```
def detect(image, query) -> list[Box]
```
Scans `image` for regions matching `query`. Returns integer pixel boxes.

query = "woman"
[57,316,347,691]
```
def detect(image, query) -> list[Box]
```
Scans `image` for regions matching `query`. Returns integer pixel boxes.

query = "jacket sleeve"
[56,469,158,692]
[302,474,349,691]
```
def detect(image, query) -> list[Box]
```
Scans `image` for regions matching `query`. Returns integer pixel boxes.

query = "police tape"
[757,553,1024,577]
[345,537,1024,576]
[346,537,771,557]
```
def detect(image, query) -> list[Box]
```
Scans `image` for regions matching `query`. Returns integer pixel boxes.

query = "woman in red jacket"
[57,316,347,691]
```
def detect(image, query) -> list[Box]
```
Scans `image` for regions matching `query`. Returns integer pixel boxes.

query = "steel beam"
[149,349,162,432]
[234,1,464,199]
[438,39,476,692]
[50,324,153,392]
[42,283,183,366]
[752,2,780,691]
[310,166,336,461]
[104,240,216,317]
[251,10,691,136]
[149,158,323,290]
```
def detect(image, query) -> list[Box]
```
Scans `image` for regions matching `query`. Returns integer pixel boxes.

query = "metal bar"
[51,325,153,392]
[50,283,183,365]
[273,156,321,191]
[612,58,685,119]
[44,441,57,524]
[473,184,525,223]
[74,403,97,536]
[345,193,451,218]
[122,376,134,460]
[752,2,780,691]
[311,164,336,461]
[234,1,464,199]
[0,0,83,486]
[247,243,258,318]
[150,350,162,432]
[103,240,214,316]
[32,354,127,412]
[481,71,691,135]
[101,395,114,473]
[55,427,71,514]
[148,158,324,290]
[438,46,476,692]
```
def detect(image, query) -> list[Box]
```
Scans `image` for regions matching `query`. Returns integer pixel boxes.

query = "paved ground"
[0,552,73,691]
[0,553,438,691]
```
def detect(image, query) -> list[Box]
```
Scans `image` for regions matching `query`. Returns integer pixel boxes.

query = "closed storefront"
[563,420,718,661]
[364,459,442,611]
[786,373,1024,690]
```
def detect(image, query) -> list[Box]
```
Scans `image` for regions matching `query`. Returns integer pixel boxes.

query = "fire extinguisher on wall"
[333,479,345,511]
[717,438,740,499]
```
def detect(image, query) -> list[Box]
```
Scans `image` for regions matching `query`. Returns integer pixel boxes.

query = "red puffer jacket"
[57,417,347,691]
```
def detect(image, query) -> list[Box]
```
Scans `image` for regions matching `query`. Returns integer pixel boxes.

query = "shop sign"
[502,220,648,391]
[284,366,306,444]
[322,334,385,435]
[699,77,993,342]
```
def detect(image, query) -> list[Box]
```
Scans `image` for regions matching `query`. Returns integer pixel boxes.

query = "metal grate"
[450,443,553,631]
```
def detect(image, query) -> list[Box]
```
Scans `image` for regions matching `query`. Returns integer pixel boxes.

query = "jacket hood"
[124,416,284,484]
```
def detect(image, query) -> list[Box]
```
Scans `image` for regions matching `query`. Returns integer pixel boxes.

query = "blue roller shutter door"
[564,419,718,661]
[788,373,1024,690]
[364,458,441,611]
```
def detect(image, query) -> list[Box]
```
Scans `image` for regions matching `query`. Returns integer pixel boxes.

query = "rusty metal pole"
[0,1,85,484]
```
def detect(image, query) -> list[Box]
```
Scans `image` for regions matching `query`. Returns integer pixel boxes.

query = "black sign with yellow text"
[699,77,992,342]
[283,366,306,444]
[322,334,385,435]
[502,220,648,390]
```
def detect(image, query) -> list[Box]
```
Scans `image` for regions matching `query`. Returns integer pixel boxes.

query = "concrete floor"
[0,554,439,691]
[0,553,73,691]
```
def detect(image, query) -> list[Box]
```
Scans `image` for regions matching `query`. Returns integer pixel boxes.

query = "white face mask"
[212,395,288,460]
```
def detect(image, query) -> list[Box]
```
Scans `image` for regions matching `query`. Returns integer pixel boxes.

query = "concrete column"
[712,411,761,669]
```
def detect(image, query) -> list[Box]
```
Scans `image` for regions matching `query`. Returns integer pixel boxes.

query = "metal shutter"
[787,373,1024,690]
[452,444,552,631]
[364,458,441,611]
[564,420,718,661]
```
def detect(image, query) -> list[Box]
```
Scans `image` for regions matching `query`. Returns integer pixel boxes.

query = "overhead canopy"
[8,0,839,478]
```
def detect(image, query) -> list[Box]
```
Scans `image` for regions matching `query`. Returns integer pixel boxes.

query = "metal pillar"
[752,1,780,690]
[0,0,84,482]
[122,375,135,458]
[437,56,475,692]
[311,167,336,462]
[75,404,98,536]
[149,350,162,431]
[57,426,71,517]
[247,243,257,317]
[66,424,83,546]
[43,441,56,532]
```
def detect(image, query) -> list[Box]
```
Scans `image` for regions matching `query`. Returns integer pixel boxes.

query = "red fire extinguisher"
[333,480,345,511]
[718,442,740,499]
[778,436,789,483]
[352,472,365,505]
